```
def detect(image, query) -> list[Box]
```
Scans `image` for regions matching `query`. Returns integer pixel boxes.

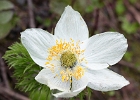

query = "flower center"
[45,39,87,82]
[60,51,77,68]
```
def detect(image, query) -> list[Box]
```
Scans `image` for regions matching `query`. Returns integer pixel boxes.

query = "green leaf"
[0,11,13,24]
[3,42,51,99]
[129,0,137,4]
[121,18,139,34]
[44,18,51,27]
[108,91,115,96]
[87,87,92,100]
[0,15,18,39]
[85,5,94,13]
[36,16,51,27]
[30,86,51,100]
[74,0,103,14]
[0,22,12,39]
[0,0,14,11]
[50,0,69,15]
[124,51,133,62]
[115,1,126,15]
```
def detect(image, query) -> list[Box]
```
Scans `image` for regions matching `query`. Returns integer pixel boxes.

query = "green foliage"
[50,0,104,15]
[36,16,51,27]
[124,51,133,62]
[0,0,14,11]
[129,0,137,4]
[0,15,18,39]
[85,5,94,13]
[50,0,70,15]
[3,42,51,100]
[30,85,51,100]
[121,18,139,34]
[74,0,103,13]
[107,91,115,96]
[87,87,92,100]
[74,88,92,100]
[0,0,18,39]
[0,11,13,24]
[115,1,126,15]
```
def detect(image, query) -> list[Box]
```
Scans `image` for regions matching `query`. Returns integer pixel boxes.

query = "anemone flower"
[21,6,129,98]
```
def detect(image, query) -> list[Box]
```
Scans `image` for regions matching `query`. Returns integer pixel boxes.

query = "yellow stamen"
[60,66,85,82]
[73,66,85,80]
[45,39,87,81]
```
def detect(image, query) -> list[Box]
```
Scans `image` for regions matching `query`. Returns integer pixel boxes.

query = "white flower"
[21,6,129,98]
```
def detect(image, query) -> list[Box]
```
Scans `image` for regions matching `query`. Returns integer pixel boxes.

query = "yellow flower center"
[45,39,87,83]
[60,51,77,68]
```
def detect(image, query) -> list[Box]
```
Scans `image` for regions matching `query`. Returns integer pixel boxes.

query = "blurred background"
[0,0,140,100]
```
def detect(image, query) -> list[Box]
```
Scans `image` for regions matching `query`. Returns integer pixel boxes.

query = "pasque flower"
[21,6,129,98]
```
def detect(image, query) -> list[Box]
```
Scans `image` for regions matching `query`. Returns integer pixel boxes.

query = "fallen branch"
[92,8,99,34]
[0,54,10,88]
[0,84,30,100]
[27,0,35,28]
[119,60,135,69]
[124,0,140,24]
[118,60,140,74]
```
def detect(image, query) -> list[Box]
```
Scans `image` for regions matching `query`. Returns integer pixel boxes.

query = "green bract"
[3,42,51,100]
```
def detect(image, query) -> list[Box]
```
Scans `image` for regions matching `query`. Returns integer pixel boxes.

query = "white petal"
[54,5,89,41]
[35,68,71,92]
[71,73,88,91]
[21,28,57,67]
[81,32,128,70]
[83,63,109,70]
[53,85,86,98]
[52,66,88,98]
[86,69,129,91]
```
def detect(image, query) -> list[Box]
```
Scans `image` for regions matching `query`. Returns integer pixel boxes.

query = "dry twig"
[0,54,10,88]
[0,54,30,100]
[124,0,140,24]
[92,9,99,34]
[0,84,30,100]
[27,0,35,28]
[118,60,140,75]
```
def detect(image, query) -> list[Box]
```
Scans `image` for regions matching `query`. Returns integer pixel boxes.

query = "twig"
[27,0,35,28]
[123,89,129,100]
[119,60,135,69]
[124,0,140,24]
[92,9,99,35]
[105,2,119,31]
[0,54,10,88]
[118,60,140,74]
[0,84,30,100]
[71,0,76,7]
[93,91,106,100]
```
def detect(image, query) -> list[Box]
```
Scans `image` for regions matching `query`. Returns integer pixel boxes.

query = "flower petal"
[83,63,109,70]
[35,68,71,92]
[86,69,129,91]
[71,73,88,91]
[55,5,89,41]
[21,28,57,67]
[81,32,128,70]
[52,67,88,98]
[53,84,86,98]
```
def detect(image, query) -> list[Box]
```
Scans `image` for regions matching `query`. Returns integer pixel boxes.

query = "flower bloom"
[21,6,129,98]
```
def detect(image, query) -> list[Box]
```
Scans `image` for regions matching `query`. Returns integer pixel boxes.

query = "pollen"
[45,39,87,82]
[60,51,77,68]
[60,66,85,82]
[73,66,85,80]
